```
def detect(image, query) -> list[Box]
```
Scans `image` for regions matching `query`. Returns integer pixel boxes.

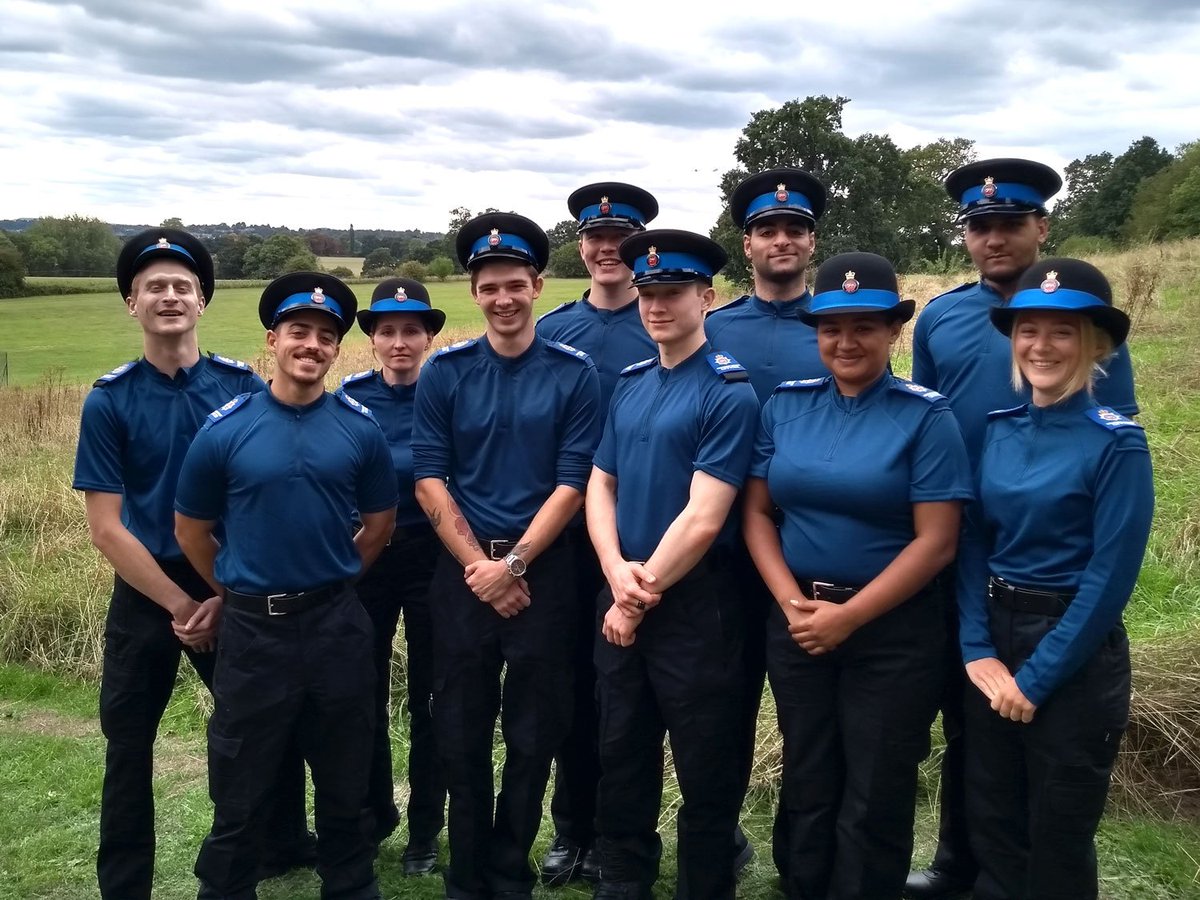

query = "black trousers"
[965,603,1129,900]
[593,559,745,900]
[194,590,378,900]
[355,524,445,844]
[97,560,307,900]
[430,539,576,899]
[548,521,605,849]
[768,588,944,900]
[729,541,771,808]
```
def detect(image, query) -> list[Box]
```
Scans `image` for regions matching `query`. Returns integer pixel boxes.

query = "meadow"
[1,247,1198,898]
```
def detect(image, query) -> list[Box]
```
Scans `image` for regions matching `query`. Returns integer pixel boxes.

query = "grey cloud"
[42,93,195,141]
[581,86,750,129]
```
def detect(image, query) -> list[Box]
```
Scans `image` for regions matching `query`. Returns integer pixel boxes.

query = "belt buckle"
[266,593,292,616]
[488,539,511,561]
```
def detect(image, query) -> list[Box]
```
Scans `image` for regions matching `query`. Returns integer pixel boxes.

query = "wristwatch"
[503,552,527,578]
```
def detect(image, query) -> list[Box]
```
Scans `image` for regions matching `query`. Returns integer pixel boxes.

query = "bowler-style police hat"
[258,272,358,338]
[455,212,550,272]
[618,229,728,288]
[945,158,1063,222]
[356,277,446,335]
[117,227,215,303]
[990,257,1130,347]
[567,182,659,233]
[799,251,915,326]
[730,168,827,230]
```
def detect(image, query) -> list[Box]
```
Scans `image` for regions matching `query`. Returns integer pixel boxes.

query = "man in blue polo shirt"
[72,229,310,900]
[905,158,1139,899]
[535,182,659,885]
[412,212,602,900]
[588,229,759,900]
[175,272,398,900]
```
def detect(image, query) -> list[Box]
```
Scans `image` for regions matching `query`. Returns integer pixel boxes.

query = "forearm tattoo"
[448,496,481,552]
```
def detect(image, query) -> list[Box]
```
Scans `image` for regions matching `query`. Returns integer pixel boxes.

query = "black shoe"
[541,835,585,885]
[581,846,601,883]
[733,825,754,878]
[256,830,318,882]
[402,837,439,876]
[903,866,973,899]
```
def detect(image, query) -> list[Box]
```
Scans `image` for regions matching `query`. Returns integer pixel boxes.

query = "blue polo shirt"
[957,393,1154,706]
[750,373,974,587]
[912,280,1139,461]
[536,291,656,416]
[705,293,827,404]
[73,354,265,560]
[592,344,759,561]
[340,369,425,528]
[411,336,601,539]
[174,389,398,595]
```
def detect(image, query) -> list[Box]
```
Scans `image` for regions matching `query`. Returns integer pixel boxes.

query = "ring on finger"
[636,599,646,610]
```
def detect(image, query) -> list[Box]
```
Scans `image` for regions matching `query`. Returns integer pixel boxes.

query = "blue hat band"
[367,298,434,315]
[136,241,197,266]
[810,288,902,314]
[470,232,536,263]
[1008,287,1107,313]
[633,251,714,279]
[744,190,814,223]
[272,291,345,325]
[578,201,644,226]
[960,182,1045,208]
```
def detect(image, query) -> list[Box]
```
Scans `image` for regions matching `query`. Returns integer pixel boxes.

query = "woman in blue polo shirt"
[957,259,1154,900]
[743,252,973,898]
[340,278,447,875]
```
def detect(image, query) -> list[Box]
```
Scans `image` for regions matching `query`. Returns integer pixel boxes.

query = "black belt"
[480,539,519,561]
[799,579,861,604]
[225,582,346,616]
[988,576,1074,616]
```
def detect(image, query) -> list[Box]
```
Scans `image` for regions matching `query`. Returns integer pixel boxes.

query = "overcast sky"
[2,0,1198,236]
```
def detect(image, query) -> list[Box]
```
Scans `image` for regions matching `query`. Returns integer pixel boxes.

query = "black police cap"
[356,277,447,336]
[117,227,215,303]
[730,168,827,230]
[990,257,1130,347]
[258,271,358,337]
[567,182,659,233]
[800,251,915,326]
[455,212,550,272]
[945,158,1063,222]
[618,229,728,288]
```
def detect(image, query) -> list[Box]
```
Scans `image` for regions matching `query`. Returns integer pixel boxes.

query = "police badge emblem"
[775,183,789,203]
[488,228,501,247]
[646,246,660,268]
[311,287,325,304]
[982,176,997,199]
[842,270,859,294]
[1040,270,1060,293]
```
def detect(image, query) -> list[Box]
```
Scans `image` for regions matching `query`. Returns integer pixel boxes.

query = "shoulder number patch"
[335,389,374,419]
[341,369,374,386]
[209,353,251,371]
[1086,407,1142,431]
[775,377,828,392]
[707,351,749,383]
[894,378,947,403]
[93,360,137,386]
[536,299,577,322]
[619,357,657,377]
[205,393,251,425]
[547,340,592,363]
[435,338,478,358]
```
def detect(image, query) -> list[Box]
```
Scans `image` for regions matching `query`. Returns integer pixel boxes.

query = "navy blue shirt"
[411,336,601,539]
[73,354,265,561]
[705,293,827,405]
[957,393,1154,706]
[750,373,974,587]
[592,344,759,561]
[174,389,398,595]
[912,280,1139,461]
[536,291,656,417]
[340,369,425,528]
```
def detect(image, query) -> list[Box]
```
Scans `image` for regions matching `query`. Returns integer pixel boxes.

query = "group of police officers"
[73,155,1139,900]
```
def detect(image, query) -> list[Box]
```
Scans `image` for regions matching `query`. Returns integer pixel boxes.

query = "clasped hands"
[464,558,530,618]
[966,657,1037,723]
[171,595,222,653]
[603,561,661,647]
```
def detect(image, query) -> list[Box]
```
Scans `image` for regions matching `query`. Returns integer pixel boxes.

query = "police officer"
[341,277,448,873]
[72,229,310,900]
[705,167,832,870]
[743,252,973,898]
[175,272,398,900]
[957,259,1154,898]
[588,229,759,900]
[906,159,1139,898]
[412,213,601,899]
[535,182,659,886]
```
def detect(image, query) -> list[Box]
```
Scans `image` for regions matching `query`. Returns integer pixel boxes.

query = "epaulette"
[707,351,749,383]
[775,377,828,392]
[924,282,976,305]
[536,299,577,322]
[892,378,947,403]
[335,389,375,420]
[205,393,252,426]
[208,353,252,372]
[620,357,657,377]
[547,341,593,364]
[1086,407,1142,431]
[93,360,137,387]
[987,404,1027,420]
[434,338,478,358]
[706,294,750,318]
[341,369,374,386]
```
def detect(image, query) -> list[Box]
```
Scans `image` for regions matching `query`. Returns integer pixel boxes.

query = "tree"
[1052,152,1114,243]
[20,215,121,276]
[428,257,455,281]
[546,219,579,252]
[210,233,261,279]
[328,266,355,278]
[548,243,588,279]
[242,234,317,279]
[1055,137,1172,243]
[398,260,428,281]
[0,231,26,298]
[304,231,344,256]
[160,217,184,228]
[362,247,396,277]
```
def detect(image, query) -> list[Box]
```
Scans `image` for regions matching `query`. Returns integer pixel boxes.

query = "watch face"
[506,554,527,577]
